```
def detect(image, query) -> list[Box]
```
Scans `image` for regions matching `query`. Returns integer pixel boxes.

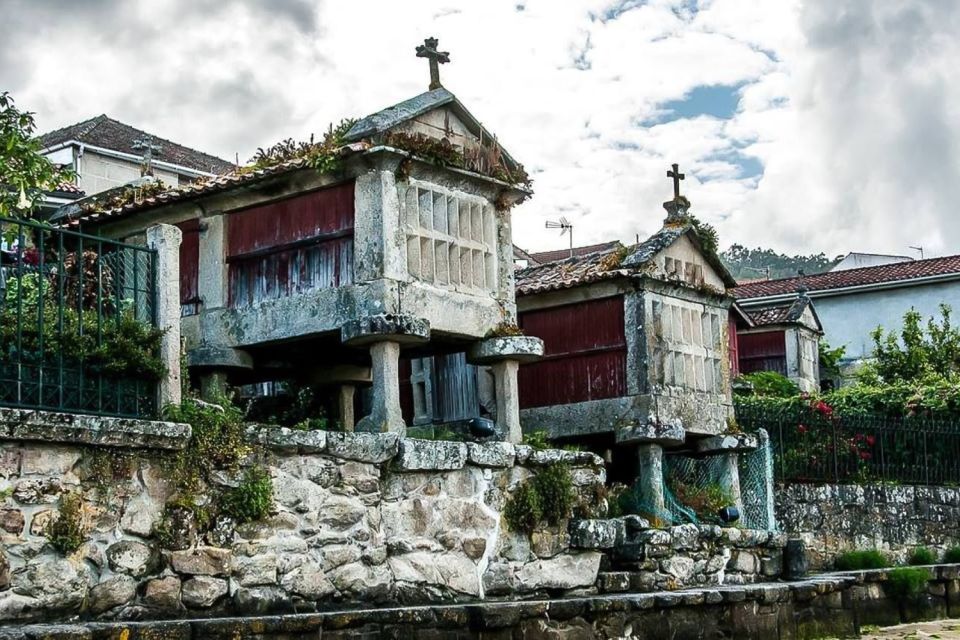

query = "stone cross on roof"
[132,135,162,177]
[667,163,685,199]
[416,37,450,91]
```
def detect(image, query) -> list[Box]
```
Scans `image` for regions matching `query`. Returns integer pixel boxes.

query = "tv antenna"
[910,245,924,259]
[545,217,574,258]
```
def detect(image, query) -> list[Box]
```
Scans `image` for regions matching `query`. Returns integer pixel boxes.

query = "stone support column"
[696,433,760,518]
[146,224,182,409]
[338,385,356,432]
[341,314,430,436]
[467,336,544,444]
[616,421,686,526]
[197,213,227,310]
[636,443,666,521]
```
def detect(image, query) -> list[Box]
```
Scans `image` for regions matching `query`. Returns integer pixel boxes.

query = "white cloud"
[3,0,958,258]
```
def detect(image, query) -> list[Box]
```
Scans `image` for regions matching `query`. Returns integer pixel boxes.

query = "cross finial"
[416,37,450,91]
[132,135,162,177]
[667,163,685,199]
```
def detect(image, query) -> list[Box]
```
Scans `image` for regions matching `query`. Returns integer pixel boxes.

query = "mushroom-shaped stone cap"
[467,336,544,365]
[341,314,430,346]
[616,420,685,446]
[696,433,759,454]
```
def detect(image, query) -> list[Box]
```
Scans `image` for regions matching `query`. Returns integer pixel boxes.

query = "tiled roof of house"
[52,181,83,195]
[39,115,234,175]
[516,242,628,295]
[734,254,960,299]
[529,240,621,265]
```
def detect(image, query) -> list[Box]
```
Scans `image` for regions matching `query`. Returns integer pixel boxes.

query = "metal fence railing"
[0,216,160,418]
[736,404,960,486]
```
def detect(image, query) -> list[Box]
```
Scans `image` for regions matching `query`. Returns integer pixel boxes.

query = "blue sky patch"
[654,84,744,123]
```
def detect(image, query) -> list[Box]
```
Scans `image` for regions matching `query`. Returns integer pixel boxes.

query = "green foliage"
[503,482,542,534]
[244,380,333,430]
[221,466,273,524]
[872,305,960,383]
[670,482,734,524]
[908,547,937,565]
[944,546,960,563]
[683,214,719,258]
[86,448,133,496]
[0,91,73,219]
[885,567,930,601]
[720,243,842,281]
[486,322,524,338]
[522,430,551,450]
[532,463,575,526]
[249,119,356,173]
[819,340,847,381]
[834,549,890,571]
[163,397,250,494]
[45,492,85,555]
[736,371,800,398]
[504,464,576,533]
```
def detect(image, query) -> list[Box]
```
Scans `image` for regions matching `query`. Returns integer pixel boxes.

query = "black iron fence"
[736,404,960,485]
[0,216,161,418]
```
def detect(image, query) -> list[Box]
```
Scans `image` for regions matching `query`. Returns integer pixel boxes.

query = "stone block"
[169,547,231,576]
[0,408,190,451]
[246,427,327,453]
[143,576,182,609]
[326,432,400,463]
[696,433,759,454]
[616,420,684,446]
[88,575,137,614]
[106,540,161,578]
[466,442,515,468]
[181,576,228,608]
[394,439,467,471]
[568,519,624,549]
[516,553,602,592]
[0,510,24,535]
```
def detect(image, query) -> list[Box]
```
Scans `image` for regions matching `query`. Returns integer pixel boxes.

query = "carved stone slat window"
[404,181,497,296]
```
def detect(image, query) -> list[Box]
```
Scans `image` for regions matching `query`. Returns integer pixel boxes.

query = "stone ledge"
[615,421,685,446]
[246,427,327,453]
[0,408,190,451]
[394,439,467,471]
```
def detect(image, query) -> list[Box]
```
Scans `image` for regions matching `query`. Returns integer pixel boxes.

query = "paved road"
[862,620,960,638]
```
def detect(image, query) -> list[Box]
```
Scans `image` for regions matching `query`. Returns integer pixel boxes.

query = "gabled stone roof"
[39,115,234,175]
[734,254,960,300]
[742,296,822,332]
[624,225,737,289]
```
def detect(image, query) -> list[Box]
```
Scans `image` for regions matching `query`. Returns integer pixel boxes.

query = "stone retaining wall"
[0,413,606,624]
[777,483,960,569]
[10,566,960,639]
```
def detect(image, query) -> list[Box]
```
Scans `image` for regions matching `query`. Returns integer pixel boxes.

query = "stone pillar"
[616,421,686,526]
[338,385,356,432]
[636,442,666,521]
[467,336,544,444]
[197,213,227,310]
[491,360,521,444]
[357,341,403,434]
[146,224,182,409]
[341,314,430,436]
[696,433,760,518]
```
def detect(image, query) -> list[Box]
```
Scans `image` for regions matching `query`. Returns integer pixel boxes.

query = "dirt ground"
[860,620,960,638]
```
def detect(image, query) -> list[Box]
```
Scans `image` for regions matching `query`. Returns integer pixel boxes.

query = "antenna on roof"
[545,217,574,258]
[910,245,924,259]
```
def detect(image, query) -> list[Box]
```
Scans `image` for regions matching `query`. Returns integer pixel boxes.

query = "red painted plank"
[518,297,627,408]
[728,313,740,378]
[738,330,787,375]
[175,219,200,316]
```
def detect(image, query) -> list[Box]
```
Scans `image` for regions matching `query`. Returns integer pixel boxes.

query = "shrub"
[736,371,800,398]
[908,547,937,565]
[522,430,550,450]
[670,482,734,524]
[221,466,273,524]
[945,546,960,564]
[163,397,250,493]
[885,567,930,601]
[532,463,575,526]
[504,483,542,534]
[834,550,890,571]
[45,492,85,555]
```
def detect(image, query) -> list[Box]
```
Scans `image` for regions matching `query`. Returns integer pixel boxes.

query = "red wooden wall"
[227,182,355,307]
[518,297,627,409]
[175,219,201,316]
[738,331,787,375]
[728,314,740,378]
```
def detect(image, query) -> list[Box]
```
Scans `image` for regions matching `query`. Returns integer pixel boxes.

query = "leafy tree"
[0,91,68,219]
[720,243,842,281]
[818,340,847,380]
[871,305,960,383]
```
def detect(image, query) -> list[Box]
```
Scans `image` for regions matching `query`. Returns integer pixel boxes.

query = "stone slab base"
[6,567,960,640]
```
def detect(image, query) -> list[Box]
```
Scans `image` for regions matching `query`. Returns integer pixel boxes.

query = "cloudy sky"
[3,0,958,257]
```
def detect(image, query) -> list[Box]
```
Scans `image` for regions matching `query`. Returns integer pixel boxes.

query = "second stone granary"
[54,83,541,442]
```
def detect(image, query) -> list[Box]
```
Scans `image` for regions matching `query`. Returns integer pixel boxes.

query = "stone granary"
[50,39,542,442]
[732,292,823,392]
[514,174,757,516]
